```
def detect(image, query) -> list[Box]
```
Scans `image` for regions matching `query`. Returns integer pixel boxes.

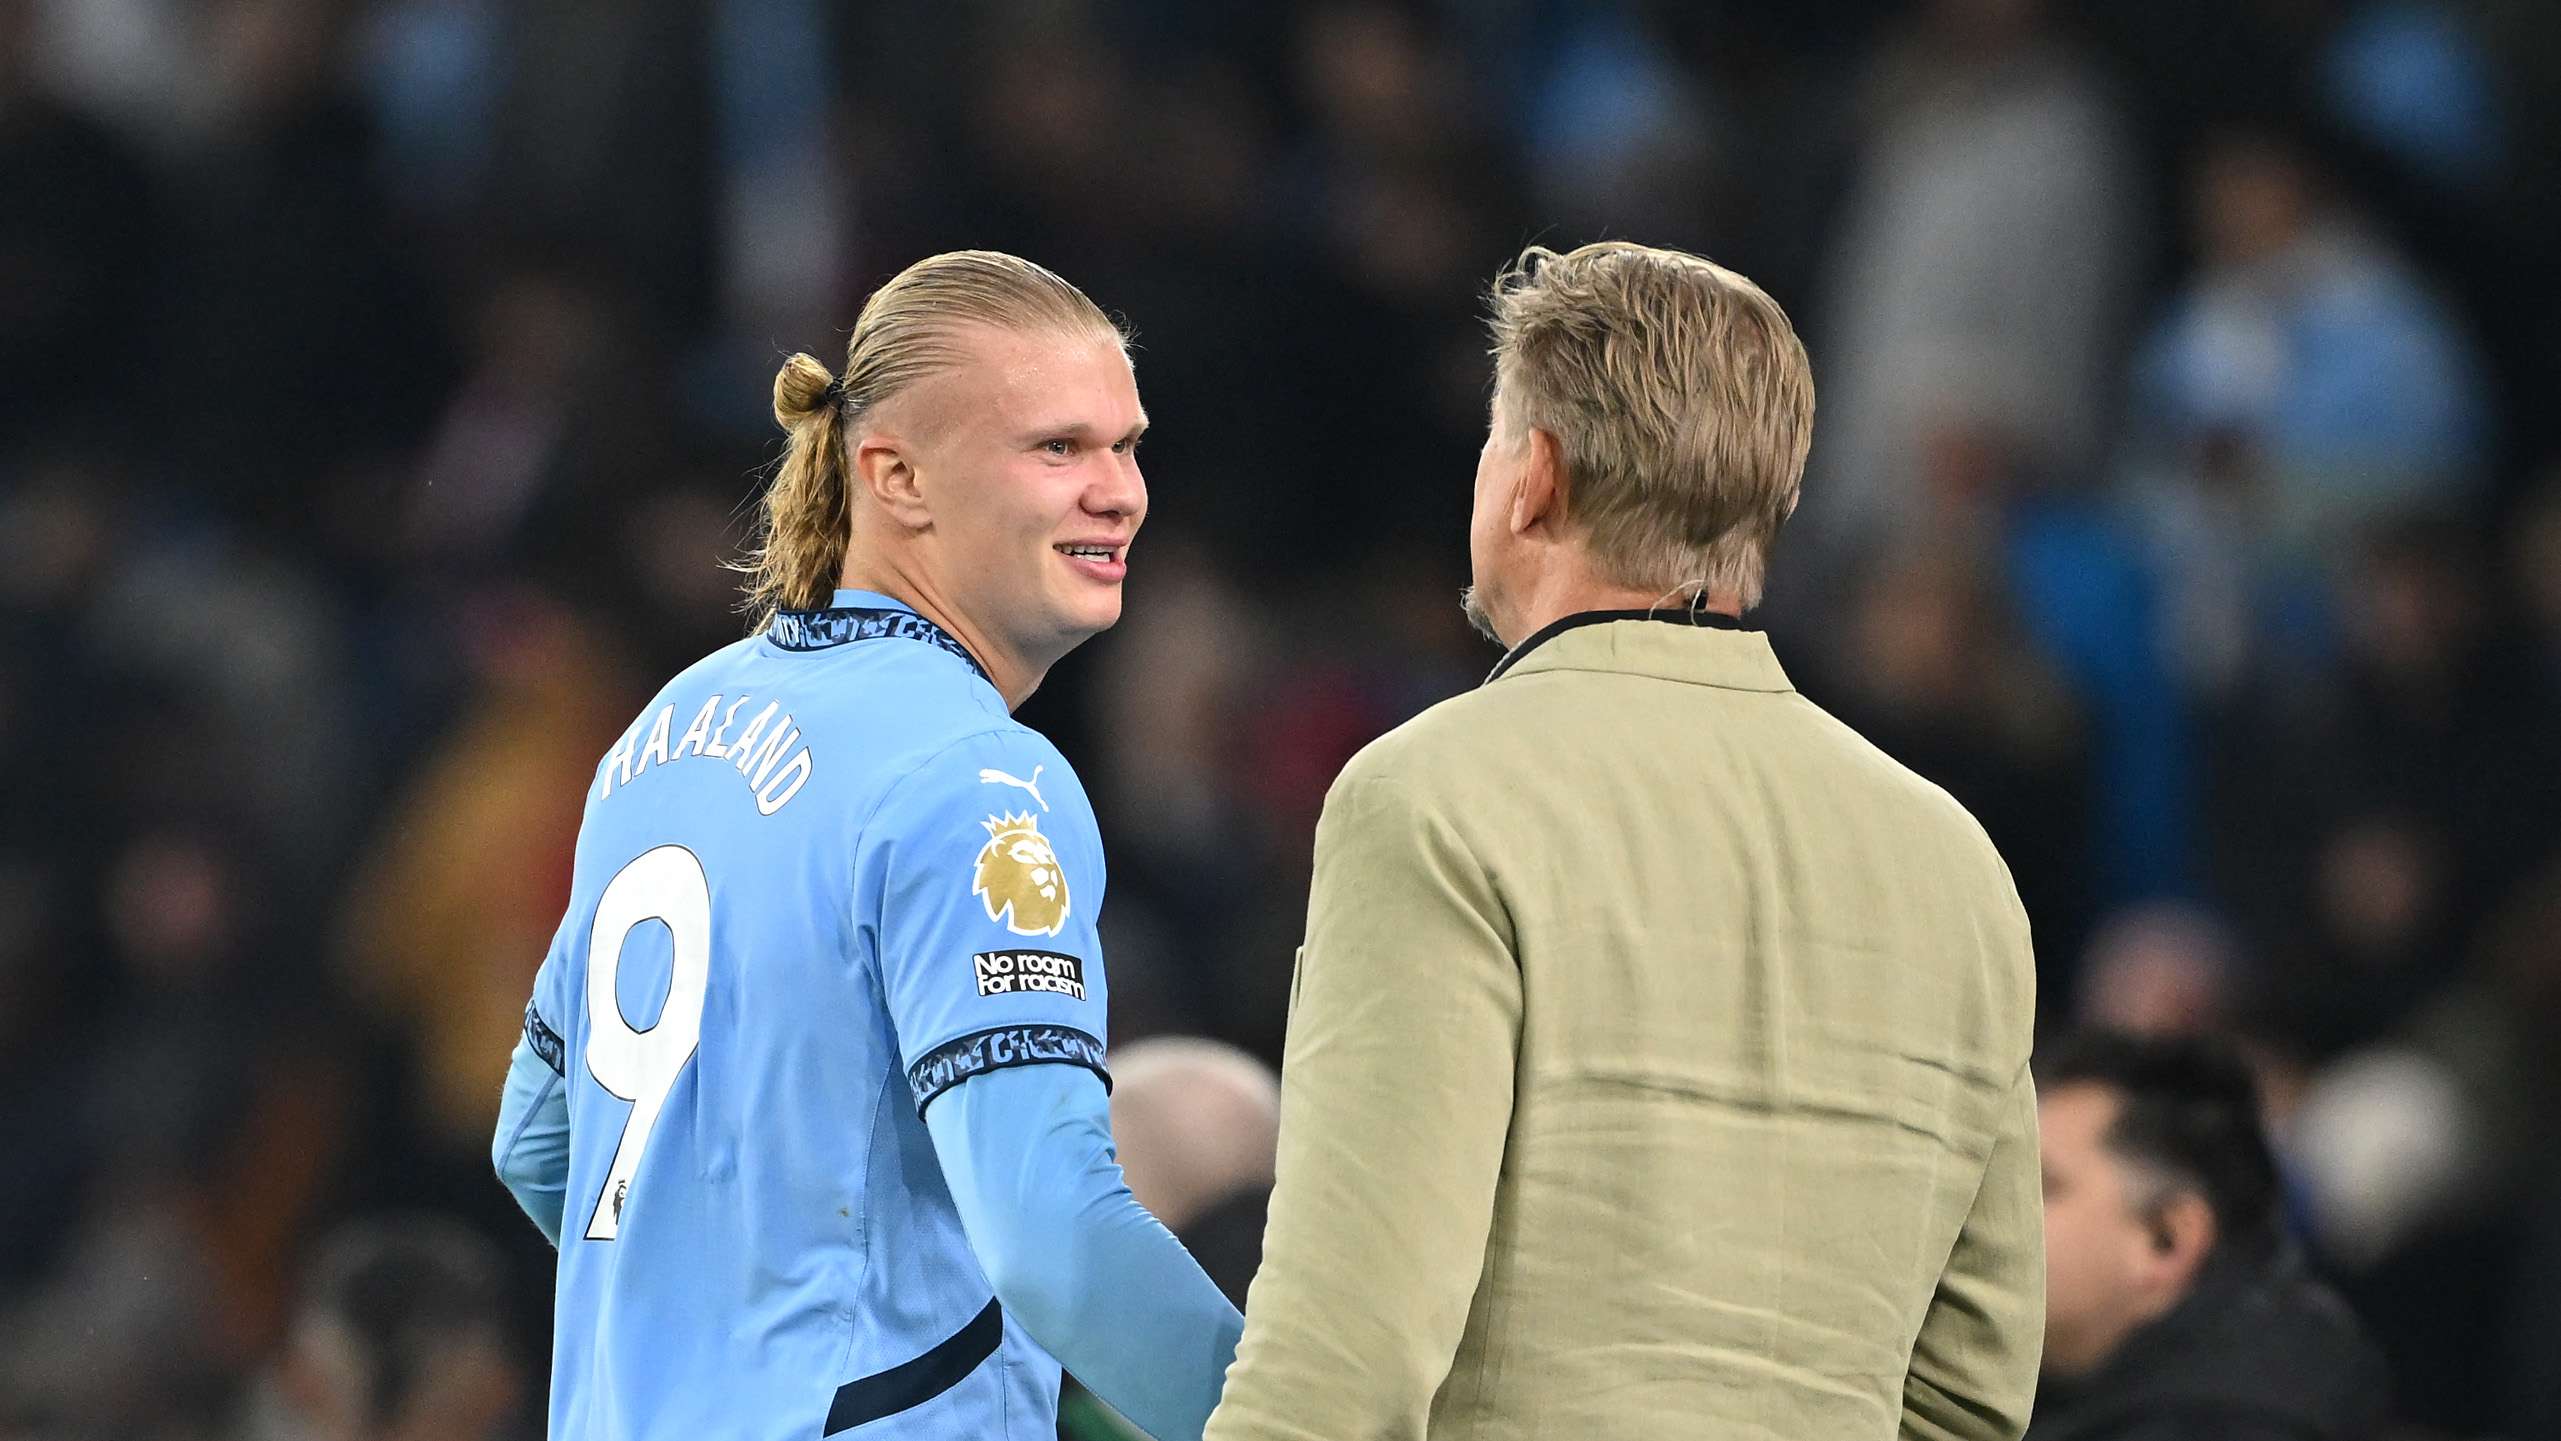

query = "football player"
[493,251,1240,1440]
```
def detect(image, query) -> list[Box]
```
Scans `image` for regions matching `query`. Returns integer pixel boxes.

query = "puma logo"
[977,765,1048,812]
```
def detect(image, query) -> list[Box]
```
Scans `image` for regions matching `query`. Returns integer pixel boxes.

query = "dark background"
[3,0,2557,1435]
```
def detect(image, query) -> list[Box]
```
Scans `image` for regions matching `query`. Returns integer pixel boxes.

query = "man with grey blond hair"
[1205,242,2044,1441]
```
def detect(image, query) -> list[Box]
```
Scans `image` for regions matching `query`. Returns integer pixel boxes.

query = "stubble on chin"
[1459,585,1503,646]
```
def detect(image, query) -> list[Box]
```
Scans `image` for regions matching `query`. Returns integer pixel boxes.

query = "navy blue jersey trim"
[767,604,989,682]
[523,1003,566,1076]
[823,1295,1004,1434]
[907,1024,1111,1118]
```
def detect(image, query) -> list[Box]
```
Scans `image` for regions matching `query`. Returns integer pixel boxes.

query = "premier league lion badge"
[973,811,1071,937]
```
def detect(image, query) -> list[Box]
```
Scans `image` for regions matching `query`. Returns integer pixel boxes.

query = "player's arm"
[493,1002,572,1246]
[1205,761,1519,1441]
[1901,1062,2044,1441]
[873,731,1240,1441]
[924,1063,1242,1441]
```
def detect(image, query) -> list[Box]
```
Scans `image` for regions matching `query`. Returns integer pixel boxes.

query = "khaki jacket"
[1205,613,2042,1441]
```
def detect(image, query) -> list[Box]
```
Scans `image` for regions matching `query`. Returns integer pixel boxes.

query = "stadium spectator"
[1106,1036,1281,1237]
[2205,518,2561,1057]
[2076,903,2247,1037]
[2032,1029,2387,1441]
[334,591,634,1151]
[2128,126,2490,696]
[1801,0,2141,575]
[2294,853,2561,1431]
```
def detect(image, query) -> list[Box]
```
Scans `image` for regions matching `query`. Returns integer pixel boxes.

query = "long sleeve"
[1903,1064,2045,1441]
[1205,766,1520,1441]
[925,1062,1243,1441]
[492,1030,572,1246]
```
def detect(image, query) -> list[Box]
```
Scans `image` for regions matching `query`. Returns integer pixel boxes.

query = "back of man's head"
[2035,1029,2291,1381]
[1108,1035,1281,1232]
[1485,241,1814,609]
[2039,1029,2282,1255]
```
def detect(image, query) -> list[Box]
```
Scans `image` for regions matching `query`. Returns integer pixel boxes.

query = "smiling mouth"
[1055,544,1123,563]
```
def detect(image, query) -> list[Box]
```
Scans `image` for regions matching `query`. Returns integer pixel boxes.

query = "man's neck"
[2048,1278,2200,1382]
[1498,563,1744,650]
[837,561,1044,711]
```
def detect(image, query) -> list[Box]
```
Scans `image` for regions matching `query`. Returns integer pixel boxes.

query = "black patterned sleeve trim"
[524,1002,566,1076]
[906,1025,1110,1118]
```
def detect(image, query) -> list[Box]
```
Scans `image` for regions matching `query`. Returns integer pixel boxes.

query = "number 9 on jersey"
[583,844,713,1240]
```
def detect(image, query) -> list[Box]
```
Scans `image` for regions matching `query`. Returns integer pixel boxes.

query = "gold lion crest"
[972,811,1071,937]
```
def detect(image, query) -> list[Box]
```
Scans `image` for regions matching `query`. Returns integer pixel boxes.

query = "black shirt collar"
[1485,607,1754,686]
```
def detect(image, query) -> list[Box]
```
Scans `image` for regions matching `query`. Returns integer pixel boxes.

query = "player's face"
[2037,1083,2159,1377]
[910,324,1148,664]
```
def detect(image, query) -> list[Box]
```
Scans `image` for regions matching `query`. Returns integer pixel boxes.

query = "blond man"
[492,252,1240,1441]
[1205,242,2044,1441]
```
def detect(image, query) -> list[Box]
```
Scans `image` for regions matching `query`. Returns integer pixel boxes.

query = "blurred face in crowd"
[2195,136,2313,269]
[2077,907,2238,1036]
[2038,1082,2215,1377]
[860,322,1147,675]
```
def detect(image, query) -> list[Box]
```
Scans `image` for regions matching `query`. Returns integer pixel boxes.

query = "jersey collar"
[766,589,992,682]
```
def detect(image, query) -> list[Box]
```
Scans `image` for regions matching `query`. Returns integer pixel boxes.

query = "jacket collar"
[1485,608,1793,693]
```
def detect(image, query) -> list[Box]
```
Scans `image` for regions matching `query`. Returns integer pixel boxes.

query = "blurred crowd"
[2,0,2557,1436]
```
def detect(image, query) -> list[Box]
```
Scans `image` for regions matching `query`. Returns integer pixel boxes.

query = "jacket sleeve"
[1902,1063,2046,1441]
[925,1061,1243,1441]
[1204,766,1520,1441]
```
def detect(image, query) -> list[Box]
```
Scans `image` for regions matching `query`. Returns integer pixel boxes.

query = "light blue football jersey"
[520,588,1114,1440]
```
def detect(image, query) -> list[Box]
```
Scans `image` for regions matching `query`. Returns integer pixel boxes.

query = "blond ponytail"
[735,251,1124,632]
[736,352,856,628]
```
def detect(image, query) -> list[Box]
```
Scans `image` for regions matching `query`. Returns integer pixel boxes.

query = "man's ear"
[853,430,933,531]
[2138,1190,2219,1295]
[1511,426,1566,538]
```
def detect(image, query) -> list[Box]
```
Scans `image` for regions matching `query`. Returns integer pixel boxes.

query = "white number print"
[582,845,712,1240]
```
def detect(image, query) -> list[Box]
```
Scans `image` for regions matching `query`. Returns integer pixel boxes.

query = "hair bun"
[772,353,839,428]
